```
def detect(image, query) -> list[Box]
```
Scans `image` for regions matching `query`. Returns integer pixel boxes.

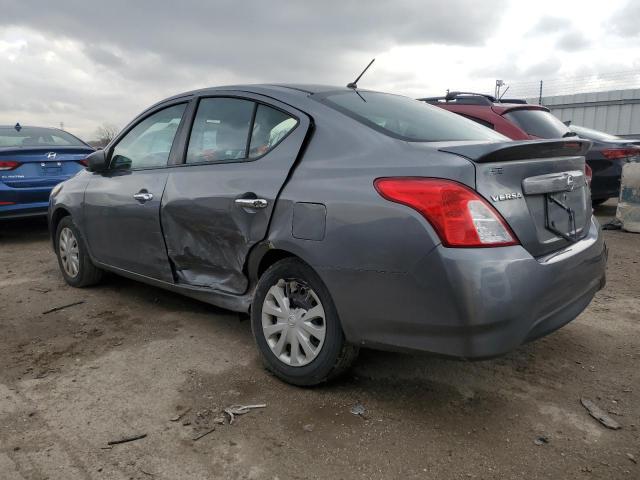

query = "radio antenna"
[347,58,375,89]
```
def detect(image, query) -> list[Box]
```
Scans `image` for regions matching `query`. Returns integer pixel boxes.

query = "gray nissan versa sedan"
[48,85,607,386]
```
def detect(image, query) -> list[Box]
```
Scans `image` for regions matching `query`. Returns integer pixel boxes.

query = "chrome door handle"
[133,192,153,202]
[235,198,268,209]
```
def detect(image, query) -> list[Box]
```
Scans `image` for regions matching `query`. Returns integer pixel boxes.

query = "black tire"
[55,216,103,287]
[251,258,358,386]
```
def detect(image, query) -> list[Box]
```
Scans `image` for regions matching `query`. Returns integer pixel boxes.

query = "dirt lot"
[0,201,638,480]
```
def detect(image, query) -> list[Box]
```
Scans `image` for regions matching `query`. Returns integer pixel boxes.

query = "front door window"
[111,103,187,170]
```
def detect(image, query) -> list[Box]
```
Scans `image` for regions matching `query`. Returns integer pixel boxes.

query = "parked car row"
[568,123,640,205]
[3,91,635,222]
[419,91,640,204]
[45,85,608,386]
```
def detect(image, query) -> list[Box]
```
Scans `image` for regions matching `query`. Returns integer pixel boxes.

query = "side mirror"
[86,150,108,172]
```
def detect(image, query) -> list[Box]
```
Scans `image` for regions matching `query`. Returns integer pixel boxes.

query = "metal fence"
[502,69,640,101]
[538,89,640,138]
[488,70,640,138]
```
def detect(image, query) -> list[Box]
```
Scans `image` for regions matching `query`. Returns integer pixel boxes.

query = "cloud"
[556,31,591,51]
[1,1,639,138]
[83,44,125,68]
[0,0,500,79]
[528,16,572,35]
[0,0,503,138]
[526,14,590,51]
[608,0,640,38]
[469,55,562,83]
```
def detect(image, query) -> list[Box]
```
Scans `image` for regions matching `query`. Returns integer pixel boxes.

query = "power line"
[503,69,640,98]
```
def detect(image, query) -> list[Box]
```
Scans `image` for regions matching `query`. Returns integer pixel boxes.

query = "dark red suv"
[419,92,573,140]
[420,91,595,192]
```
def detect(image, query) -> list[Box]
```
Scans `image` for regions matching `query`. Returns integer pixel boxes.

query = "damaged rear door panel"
[161,92,311,294]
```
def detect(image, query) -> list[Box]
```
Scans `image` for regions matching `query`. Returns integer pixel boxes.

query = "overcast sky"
[1,0,639,139]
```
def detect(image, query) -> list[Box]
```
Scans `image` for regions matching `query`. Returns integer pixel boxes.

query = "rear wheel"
[55,216,103,287]
[251,258,358,386]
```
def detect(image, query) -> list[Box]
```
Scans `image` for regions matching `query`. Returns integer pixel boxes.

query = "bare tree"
[94,123,119,147]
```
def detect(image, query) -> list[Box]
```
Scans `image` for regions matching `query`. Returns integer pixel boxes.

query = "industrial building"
[533,88,640,139]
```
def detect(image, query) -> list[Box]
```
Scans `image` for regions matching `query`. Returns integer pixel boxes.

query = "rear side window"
[503,109,570,139]
[320,91,506,142]
[0,127,87,147]
[187,98,297,163]
[249,104,297,158]
[187,98,254,163]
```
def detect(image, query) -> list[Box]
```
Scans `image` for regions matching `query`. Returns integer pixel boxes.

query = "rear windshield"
[0,127,87,148]
[319,91,507,142]
[503,109,570,138]
[570,124,621,142]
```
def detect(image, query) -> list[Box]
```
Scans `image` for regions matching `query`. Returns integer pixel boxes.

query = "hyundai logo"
[46,152,57,160]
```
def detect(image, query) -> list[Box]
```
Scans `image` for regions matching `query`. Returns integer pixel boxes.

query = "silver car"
[49,85,607,386]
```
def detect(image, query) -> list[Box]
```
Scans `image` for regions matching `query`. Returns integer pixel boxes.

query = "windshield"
[320,91,507,142]
[570,124,622,142]
[503,109,570,138]
[0,127,87,148]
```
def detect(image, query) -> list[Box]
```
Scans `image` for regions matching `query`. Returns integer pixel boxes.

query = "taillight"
[374,177,518,248]
[0,161,21,171]
[601,148,640,160]
[585,164,593,186]
[77,159,89,167]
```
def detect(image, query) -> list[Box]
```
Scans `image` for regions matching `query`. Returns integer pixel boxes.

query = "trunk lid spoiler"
[439,139,593,257]
[439,139,591,163]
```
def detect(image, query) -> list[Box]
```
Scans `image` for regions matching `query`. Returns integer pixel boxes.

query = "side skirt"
[94,262,253,313]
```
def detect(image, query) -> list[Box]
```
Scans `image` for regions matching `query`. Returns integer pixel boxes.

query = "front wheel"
[251,258,358,386]
[55,216,103,287]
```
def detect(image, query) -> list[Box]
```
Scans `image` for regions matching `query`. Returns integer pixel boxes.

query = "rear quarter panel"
[261,104,476,341]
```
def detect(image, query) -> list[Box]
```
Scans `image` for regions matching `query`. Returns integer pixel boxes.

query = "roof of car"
[419,92,549,114]
[0,125,67,130]
[176,84,356,98]
[143,84,384,117]
[491,104,549,114]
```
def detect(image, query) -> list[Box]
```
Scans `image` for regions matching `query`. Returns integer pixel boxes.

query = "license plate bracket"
[40,162,62,176]
[544,192,580,242]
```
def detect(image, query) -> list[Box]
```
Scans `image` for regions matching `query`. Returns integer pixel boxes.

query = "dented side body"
[160,91,312,294]
[49,84,607,359]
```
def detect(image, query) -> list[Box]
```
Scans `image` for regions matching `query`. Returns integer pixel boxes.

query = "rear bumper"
[0,182,54,219]
[589,160,622,200]
[321,217,607,359]
[0,201,49,219]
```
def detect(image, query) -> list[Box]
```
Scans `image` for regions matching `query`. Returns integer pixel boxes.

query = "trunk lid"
[440,140,592,257]
[0,146,93,188]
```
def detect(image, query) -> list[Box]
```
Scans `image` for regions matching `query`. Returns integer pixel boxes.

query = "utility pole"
[495,80,504,99]
[538,80,543,105]
[59,122,64,130]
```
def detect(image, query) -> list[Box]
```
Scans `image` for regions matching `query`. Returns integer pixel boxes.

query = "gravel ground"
[0,201,638,480]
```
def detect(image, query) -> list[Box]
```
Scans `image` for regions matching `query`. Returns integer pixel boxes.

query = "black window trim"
[176,93,300,168]
[103,98,192,173]
[456,113,495,130]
